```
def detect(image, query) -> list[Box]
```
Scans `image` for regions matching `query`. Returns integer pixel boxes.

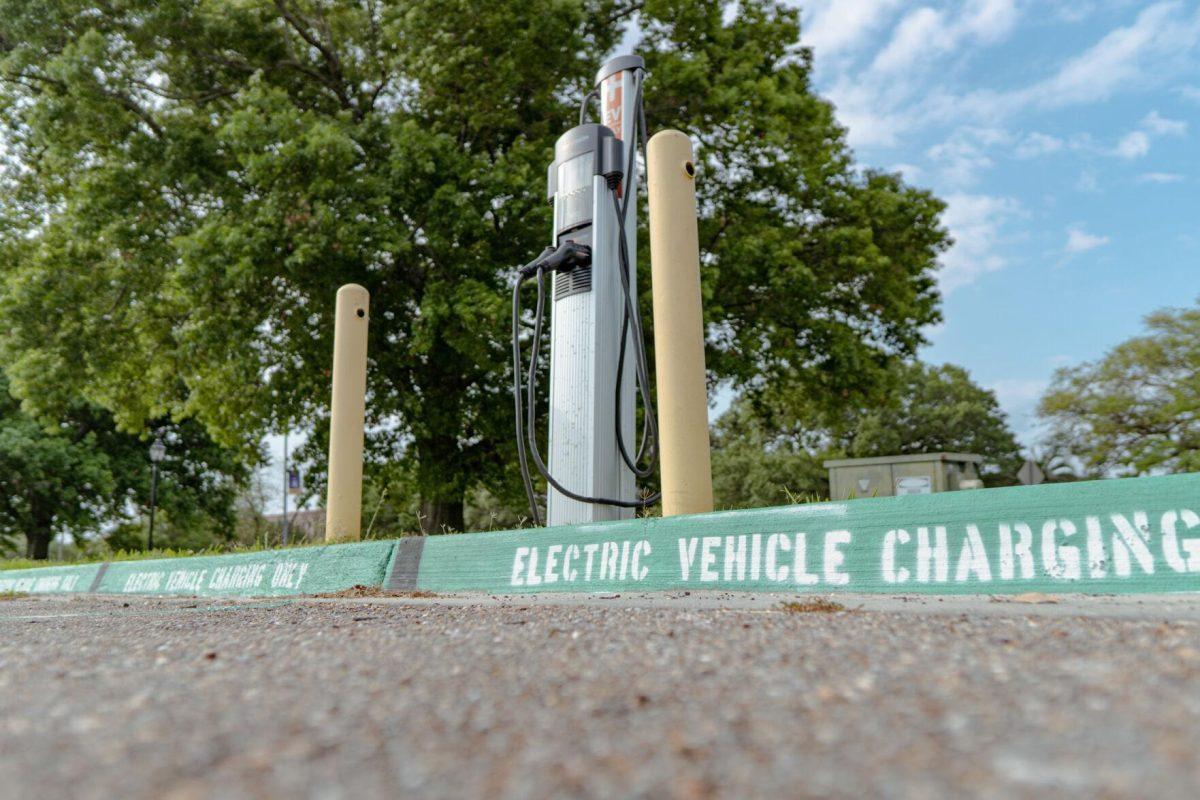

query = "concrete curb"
[3,474,1200,598]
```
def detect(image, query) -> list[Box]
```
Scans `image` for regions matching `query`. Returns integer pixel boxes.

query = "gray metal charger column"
[544,123,628,525]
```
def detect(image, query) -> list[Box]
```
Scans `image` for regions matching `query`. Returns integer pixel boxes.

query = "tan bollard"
[647,130,714,516]
[325,284,370,542]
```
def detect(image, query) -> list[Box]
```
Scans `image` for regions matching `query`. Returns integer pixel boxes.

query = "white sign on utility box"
[895,475,933,495]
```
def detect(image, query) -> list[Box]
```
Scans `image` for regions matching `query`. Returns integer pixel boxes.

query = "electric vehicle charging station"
[545,123,633,524]
[512,55,658,527]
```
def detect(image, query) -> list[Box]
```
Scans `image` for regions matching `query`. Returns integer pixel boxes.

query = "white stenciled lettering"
[525,547,542,586]
[1042,519,1081,580]
[1162,509,1200,573]
[999,523,1034,580]
[510,549,528,587]
[882,529,910,584]
[793,533,818,585]
[1085,516,1108,578]
[823,530,851,585]
[916,526,948,583]
[1110,511,1154,577]
[700,537,721,582]
[601,541,618,580]
[723,535,748,582]
[632,540,651,581]
[678,538,699,581]
[765,533,790,582]
[123,572,162,592]
[564,544,580,581]
[954,524,991,582]
[165,569,207,593]
[583,543,599,580]
[544,544,562,584]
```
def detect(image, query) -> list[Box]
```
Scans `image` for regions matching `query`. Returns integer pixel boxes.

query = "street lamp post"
[148,437,166,551]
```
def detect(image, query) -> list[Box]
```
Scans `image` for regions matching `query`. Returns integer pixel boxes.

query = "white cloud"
[1179,85,1200,103]
[802,0,903,59]
[1141,110,1187,136]
[926,127,1010,186]
[1138,171,1185,183]
[1076,170,1100,193]
[1065,227,1110,254]
[1114,130,1150,158]
[950,3,1200,124]
[1110,111,1186,158]
[1020,3,1199,108]
[873,7,948,73]
[872,0,1018,74]
[1014,132,1064,158]
[938,193,1021,292]
[817,2,1200,155]
[1056,4,1098,24]
[890,162,923,181]
[824,77,911,148]
[959,0,1020,42]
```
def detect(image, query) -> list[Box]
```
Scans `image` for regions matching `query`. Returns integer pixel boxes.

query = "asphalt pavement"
[1,591,1198,799]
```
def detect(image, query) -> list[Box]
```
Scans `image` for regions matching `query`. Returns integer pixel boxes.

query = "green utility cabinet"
[823,453,984,500]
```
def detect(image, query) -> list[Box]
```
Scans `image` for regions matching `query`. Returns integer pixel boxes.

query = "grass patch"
[0,559,46,572]
[0,590,29,601]
[779,598,849,613]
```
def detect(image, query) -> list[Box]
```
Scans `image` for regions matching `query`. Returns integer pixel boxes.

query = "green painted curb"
[3,474,1198,598]
[0,562,102,594]
[2,541,396,598]
[409,473,1200,595]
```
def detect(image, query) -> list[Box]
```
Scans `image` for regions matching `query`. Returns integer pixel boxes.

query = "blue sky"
[794,0,1200,443]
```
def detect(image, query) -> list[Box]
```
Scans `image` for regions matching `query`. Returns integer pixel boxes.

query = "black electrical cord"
[513,257,657,513]
[512,272,543,527]
[525,264,657,509]
[512,245,564,526]
[579,88,598,125]
[612,71,658,478]
[612,187,657,479]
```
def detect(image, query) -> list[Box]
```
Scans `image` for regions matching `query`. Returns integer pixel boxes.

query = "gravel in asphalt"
[1,592,1198,799]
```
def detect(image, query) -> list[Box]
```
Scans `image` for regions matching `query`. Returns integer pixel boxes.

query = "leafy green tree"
[0,0,948,529]
[843,362,1023,483]
[0,373,247,559]
[710,398,830,509]
[711,361,1023,505]
[0,387,114,559]
[1039,304,1200,476]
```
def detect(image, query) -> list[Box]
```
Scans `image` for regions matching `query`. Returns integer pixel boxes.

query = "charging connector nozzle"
[517,241,591,278]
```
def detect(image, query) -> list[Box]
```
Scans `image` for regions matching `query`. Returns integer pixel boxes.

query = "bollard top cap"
[336,283,370,299]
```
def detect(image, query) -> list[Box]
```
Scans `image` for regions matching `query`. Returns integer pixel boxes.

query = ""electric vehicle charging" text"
[507,508,1200,588]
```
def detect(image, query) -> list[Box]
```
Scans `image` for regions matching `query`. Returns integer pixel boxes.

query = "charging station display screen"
[555,152,594,235]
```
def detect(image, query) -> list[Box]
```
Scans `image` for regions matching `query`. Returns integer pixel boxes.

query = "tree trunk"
[25,529,51,560]
[419,497,464,534]
[415,431,467,534]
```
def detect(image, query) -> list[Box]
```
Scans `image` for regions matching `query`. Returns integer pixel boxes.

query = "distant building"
[823,453,984,500]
